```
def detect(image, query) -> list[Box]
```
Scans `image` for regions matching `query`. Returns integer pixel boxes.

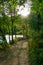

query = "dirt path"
[0,40,29,65]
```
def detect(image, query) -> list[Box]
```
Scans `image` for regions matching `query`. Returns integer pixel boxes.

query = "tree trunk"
[11,15,14,44]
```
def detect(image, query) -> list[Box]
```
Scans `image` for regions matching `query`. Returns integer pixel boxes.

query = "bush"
[0,42,10,49]
[28,38,43,65]
[14,37,24,43]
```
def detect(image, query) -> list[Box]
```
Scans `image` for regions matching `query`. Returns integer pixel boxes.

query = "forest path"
[0,40,29,65]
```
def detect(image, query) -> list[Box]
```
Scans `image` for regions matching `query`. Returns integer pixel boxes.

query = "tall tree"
[29,0,43,38]
[7,0,27,44]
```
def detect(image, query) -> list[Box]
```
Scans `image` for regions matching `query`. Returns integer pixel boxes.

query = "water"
[5,35,23,43]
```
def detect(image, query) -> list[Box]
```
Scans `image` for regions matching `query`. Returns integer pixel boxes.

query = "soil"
[0,40,29,65]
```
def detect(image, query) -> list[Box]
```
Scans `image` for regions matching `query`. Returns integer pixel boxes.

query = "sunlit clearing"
[17,3,30,17]
[20,7,30,17]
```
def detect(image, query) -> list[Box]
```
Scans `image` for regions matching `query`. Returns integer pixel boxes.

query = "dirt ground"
[0,40,29,65]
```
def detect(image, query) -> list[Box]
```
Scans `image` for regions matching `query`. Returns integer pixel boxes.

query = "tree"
[28,0,43,65]
[7,0,27,44]
[29,0,43,38]
[0,0,27,44]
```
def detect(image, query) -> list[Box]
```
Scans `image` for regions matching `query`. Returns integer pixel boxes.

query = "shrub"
[28,38,43,65]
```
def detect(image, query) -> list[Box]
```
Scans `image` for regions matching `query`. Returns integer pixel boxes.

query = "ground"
[0,40,29,65]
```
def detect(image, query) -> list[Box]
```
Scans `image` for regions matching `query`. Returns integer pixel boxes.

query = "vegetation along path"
[0,40,29,65]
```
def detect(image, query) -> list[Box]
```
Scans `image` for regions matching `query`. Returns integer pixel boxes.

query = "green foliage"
[29,14,38,31]
[28,39,38,65]
[0,0,27,45]
[19,0,27,5]
[28,0,43,65]
[28,39,43,65]
[14,38,23,43]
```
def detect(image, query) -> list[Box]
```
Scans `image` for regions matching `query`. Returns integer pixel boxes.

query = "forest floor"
[0,40,29,65]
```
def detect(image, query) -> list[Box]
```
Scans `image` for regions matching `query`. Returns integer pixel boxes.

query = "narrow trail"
[0,40,29,65]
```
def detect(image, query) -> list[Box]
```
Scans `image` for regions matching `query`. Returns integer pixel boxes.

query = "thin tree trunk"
[2,0,6,41]
[8,25,10,43]
[11,15,14,44]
